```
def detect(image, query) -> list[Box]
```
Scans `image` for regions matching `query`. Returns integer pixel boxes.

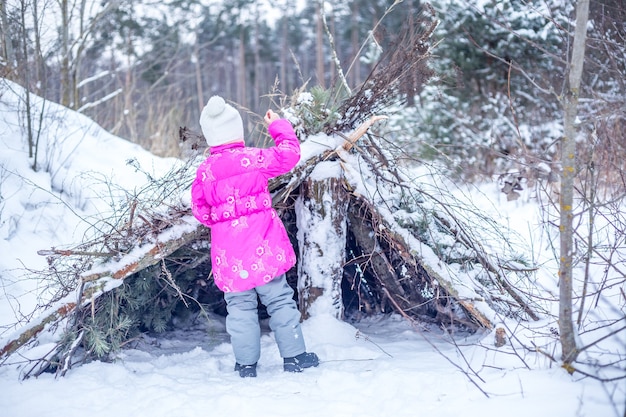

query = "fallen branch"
[433,211,541,321]
[81,222,206,282]
[1,220,207,363]
[0,301,76,360]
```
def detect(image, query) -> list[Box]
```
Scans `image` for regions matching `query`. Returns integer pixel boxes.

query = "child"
[190,96,319,378]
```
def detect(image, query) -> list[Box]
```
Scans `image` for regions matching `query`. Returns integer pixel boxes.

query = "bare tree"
[14,0,45,170]
[559,0,590,369]
[57,0,121,108]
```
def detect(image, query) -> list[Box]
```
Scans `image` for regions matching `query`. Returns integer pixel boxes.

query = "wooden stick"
[37,249,116,257]
[341,115,388,151]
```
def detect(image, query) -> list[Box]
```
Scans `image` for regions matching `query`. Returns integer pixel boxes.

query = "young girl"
[190,96,319,378]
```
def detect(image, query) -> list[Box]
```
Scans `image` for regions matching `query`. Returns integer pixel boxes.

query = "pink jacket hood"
[190,119,300,292]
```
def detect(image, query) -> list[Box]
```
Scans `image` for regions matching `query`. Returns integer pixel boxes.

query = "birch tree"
[559,0,590,369]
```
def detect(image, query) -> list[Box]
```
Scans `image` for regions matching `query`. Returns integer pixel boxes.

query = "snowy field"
[0,80,623,416]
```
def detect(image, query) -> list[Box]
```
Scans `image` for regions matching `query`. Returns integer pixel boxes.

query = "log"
[0,220,208,362]
[383,221,494,329]
[347,207,410,310]
[0,302,76,360]
[82,221,206,282]
[37,249,116,257]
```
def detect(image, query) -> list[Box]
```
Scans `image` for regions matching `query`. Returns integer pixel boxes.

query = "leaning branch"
[0,221,207,362]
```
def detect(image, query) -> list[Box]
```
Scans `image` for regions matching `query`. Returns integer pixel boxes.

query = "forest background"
[2,0,622,180]
[1,0,625,410]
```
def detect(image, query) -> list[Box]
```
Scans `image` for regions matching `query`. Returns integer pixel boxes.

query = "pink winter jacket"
[190,119,300,293]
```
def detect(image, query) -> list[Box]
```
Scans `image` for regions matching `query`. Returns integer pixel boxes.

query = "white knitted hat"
[199,96,244,147]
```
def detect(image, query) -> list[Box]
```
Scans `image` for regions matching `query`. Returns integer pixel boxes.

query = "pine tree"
[405,0,567,176]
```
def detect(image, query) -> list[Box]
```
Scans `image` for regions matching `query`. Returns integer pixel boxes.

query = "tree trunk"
[60,0,71,107]
[316,1,325,88]
[296,161,348,319]
[559,0,589,369]
[0,0,15,73]
[329,12,336,85]
[347,207,409,310]
[280,4,289,91]
[194,37,205,112]
[31,0,44,91]
[404,0,416,106]
[17,0,35,165]
[349,1,360,87]
[238,28,247,108]
[123,34,137,141]
[252,4,260,110]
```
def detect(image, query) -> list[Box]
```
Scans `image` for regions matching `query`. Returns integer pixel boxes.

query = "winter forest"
[1,0,625,416]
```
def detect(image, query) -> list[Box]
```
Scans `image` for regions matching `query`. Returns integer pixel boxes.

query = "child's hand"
[264,109,280,125]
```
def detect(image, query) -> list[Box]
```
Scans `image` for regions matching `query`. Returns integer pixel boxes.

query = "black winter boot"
[234,362,257,378]
[283,352,320,373]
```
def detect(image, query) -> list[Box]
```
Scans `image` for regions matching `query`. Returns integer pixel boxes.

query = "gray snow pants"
[223,274,305,366]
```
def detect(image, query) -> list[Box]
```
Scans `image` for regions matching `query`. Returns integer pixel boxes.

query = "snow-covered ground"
[1,313,617,417]
[0,80,623,417]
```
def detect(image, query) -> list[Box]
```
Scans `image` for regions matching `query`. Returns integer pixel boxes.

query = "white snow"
[0,80,623,417]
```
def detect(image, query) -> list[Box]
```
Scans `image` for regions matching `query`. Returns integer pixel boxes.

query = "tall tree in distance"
[59,0,71,106]
[58,0,121,108]
[316,1,325,88]
[0,0,16,75]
